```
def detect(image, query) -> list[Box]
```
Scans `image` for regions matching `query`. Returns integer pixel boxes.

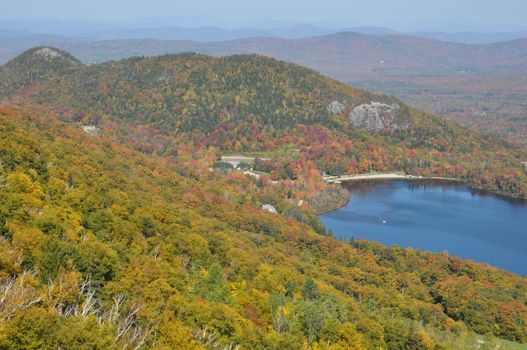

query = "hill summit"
[0,46,82,96]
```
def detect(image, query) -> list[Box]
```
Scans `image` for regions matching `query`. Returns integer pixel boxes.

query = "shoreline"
[314,195,351,215]
[323,173,462,184]
[319,173,527,215]
[319,174,463,215]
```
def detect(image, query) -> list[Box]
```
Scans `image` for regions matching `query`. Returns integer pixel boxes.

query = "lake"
[320,180,527,276]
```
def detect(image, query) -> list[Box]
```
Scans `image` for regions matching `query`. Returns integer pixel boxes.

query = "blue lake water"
[320,180,527,276]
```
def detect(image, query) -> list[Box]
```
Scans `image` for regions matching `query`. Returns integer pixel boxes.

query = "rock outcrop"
[327,100,346,115]
[262,204,278,214]
[348,102,402,132]
[33,47,64,61]
[81,125,101,136]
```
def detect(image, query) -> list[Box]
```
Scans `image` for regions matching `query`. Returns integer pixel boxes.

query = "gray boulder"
[349,102,401,132]
[327,100,346,115]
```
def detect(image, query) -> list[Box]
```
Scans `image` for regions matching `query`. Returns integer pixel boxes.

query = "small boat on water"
[381,219,388,224]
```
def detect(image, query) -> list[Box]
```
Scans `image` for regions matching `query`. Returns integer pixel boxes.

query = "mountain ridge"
[2,18,526,43]
[2,31,527,70]
[3,31,519,146]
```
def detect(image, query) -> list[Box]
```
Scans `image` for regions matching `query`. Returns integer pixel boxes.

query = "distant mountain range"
[3,31,526,74]
[414,30,527,44]
[1,18,526,44]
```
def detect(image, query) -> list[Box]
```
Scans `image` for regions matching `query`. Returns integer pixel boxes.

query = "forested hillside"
[3,33,526,145]
[2,49,527,200]
[0,107,527,349]
[0,46,82,96]
[1,48,527,349]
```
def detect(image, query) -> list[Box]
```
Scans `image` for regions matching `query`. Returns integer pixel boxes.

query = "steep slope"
[0,106,527,349]
[0,46,83,97]
[4,50,527,200]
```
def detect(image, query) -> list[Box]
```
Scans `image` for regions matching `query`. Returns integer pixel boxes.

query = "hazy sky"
[3,0,527,31]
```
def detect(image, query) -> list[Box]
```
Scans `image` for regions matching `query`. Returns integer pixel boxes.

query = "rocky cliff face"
[348,102,402,132]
